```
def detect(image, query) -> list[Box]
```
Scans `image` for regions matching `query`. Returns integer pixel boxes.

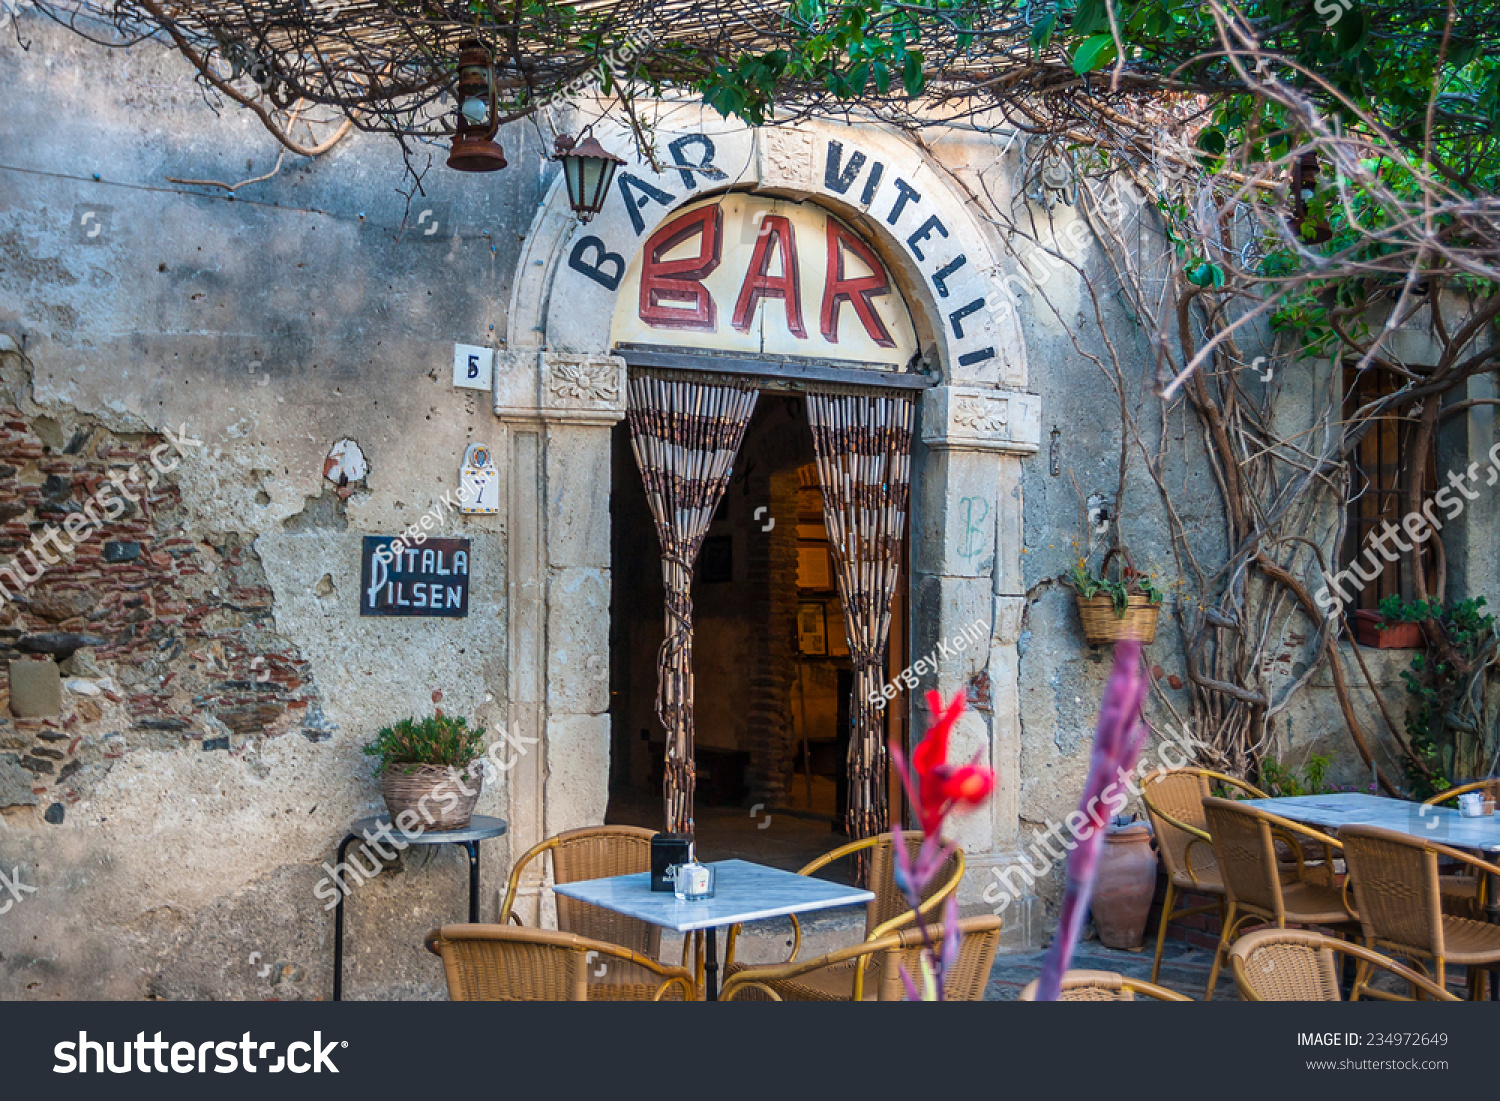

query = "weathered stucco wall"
[0,17,542,998]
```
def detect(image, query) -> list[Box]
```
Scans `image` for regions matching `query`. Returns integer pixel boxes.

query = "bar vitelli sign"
[609,194,918,368]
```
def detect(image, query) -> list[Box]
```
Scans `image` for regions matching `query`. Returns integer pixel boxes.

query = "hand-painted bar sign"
[360,536,470,617]
[609,193,918,368]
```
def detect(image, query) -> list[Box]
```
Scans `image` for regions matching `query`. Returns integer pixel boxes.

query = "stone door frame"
[495,105,1040,915]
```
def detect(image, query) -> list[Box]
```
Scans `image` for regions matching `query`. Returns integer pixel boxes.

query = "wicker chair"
[1201,796,1356,999]
[719,916,1002,1001]
[1140,768,1270,986]
[1018,970,1192,1001]
[498,825,665,988]
[425,924,697,1001]
[1340,824,1500,1000]
[499,825,659,952]
[1231,928,1459,1001]
[1421,782,1500,917]
[723,831,964,969]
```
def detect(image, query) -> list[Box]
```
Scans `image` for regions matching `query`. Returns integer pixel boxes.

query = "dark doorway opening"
[605,390,907,871]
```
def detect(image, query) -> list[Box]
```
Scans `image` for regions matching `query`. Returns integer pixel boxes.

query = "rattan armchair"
[719,915,1001,1001]
[1421,779,1500,807]
[1340,824,1500,1000]
[1018,970,1192,1001]
[1231,928,1459,1001]
[1421,782,1500,917]
[1140,768,1270,986]
[1201,797,1356,1000]
[498,825,659,955]
[723,831,964,969]
[425,924,697,1000]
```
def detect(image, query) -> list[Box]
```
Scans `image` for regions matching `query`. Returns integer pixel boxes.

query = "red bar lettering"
[639,205,723,331]
[731,215,806,337]
[819,218,895,347]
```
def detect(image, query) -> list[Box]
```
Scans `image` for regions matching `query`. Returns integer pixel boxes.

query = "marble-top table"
[1241,793,1500,853]
[554,858,874,999]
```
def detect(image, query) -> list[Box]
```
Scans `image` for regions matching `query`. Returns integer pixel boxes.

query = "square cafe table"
[1242,792,1500,922]
[553,858,875,1000]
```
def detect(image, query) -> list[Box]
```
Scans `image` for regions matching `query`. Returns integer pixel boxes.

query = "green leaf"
[1072,33,1118,74]
[1334,8,1367,55]
[902,49,925,96]
[1072,0,1107,37]
[1029,11,1057,55]
[1187,261,1225,287]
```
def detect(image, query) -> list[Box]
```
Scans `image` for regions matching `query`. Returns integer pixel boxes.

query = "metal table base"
[331,814,507,1001]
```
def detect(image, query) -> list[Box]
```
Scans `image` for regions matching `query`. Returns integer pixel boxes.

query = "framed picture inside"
[798,602,827,655]
[797,543,833,590]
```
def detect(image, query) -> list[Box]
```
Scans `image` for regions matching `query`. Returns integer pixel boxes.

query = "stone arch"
[505,107,1028,393]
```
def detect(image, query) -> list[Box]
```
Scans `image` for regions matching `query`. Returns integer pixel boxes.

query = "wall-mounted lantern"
[447,39,507,173]
[553,132,625,223]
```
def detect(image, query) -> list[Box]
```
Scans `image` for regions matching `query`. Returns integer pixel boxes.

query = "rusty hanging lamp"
[1288,149,1331,244]
[553,130,625,222]
[447,39,507,173]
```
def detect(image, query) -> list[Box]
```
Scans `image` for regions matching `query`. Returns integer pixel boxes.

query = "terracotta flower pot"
[380,763,483,831]
[1091,822,1158,950]
[1352,610,1424,649]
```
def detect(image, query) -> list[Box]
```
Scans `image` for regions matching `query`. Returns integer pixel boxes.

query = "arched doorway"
[497,112,1043,919]
[602,193,927,863]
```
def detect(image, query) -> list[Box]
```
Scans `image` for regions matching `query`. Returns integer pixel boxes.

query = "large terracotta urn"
[1091,821,1158,949]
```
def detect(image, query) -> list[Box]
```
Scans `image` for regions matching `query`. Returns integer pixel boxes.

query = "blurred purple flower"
[1033,640,1150,1001]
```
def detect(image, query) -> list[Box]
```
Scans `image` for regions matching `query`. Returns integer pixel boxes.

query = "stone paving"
[985,937,1231,1000]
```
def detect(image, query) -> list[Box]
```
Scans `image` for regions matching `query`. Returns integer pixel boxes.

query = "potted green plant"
[1065,548,1165,645]
[1354,594,1432,649]
[362,714,486,831]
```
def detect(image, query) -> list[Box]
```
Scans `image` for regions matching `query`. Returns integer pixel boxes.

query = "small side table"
[331,814,508,1001]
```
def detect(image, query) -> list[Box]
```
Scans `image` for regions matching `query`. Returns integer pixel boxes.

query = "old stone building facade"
[2,17,1494,998]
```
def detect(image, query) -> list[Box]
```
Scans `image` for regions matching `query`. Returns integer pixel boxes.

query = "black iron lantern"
[554,132,625,223]
[447,39,506,173]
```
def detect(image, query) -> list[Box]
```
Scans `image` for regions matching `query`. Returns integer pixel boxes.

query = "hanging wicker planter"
[1076,593,1160,644]
[1069,548,1163,646]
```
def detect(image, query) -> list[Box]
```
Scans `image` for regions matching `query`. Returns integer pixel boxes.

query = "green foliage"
[1399,597,1497,798]
[1377,593,1441,626]
[1066,553,1165,616]
[362,714,486,776]
[1259,754,1339,797]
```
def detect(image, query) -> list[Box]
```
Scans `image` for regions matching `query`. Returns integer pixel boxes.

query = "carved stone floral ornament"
[547,359,620,403]
[953,395,1009,434]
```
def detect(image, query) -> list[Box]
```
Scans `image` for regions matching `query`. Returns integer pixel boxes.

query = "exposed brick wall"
[0,407,324,823]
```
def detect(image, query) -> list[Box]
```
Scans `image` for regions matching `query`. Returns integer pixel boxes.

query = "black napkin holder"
[651,833,693,891]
